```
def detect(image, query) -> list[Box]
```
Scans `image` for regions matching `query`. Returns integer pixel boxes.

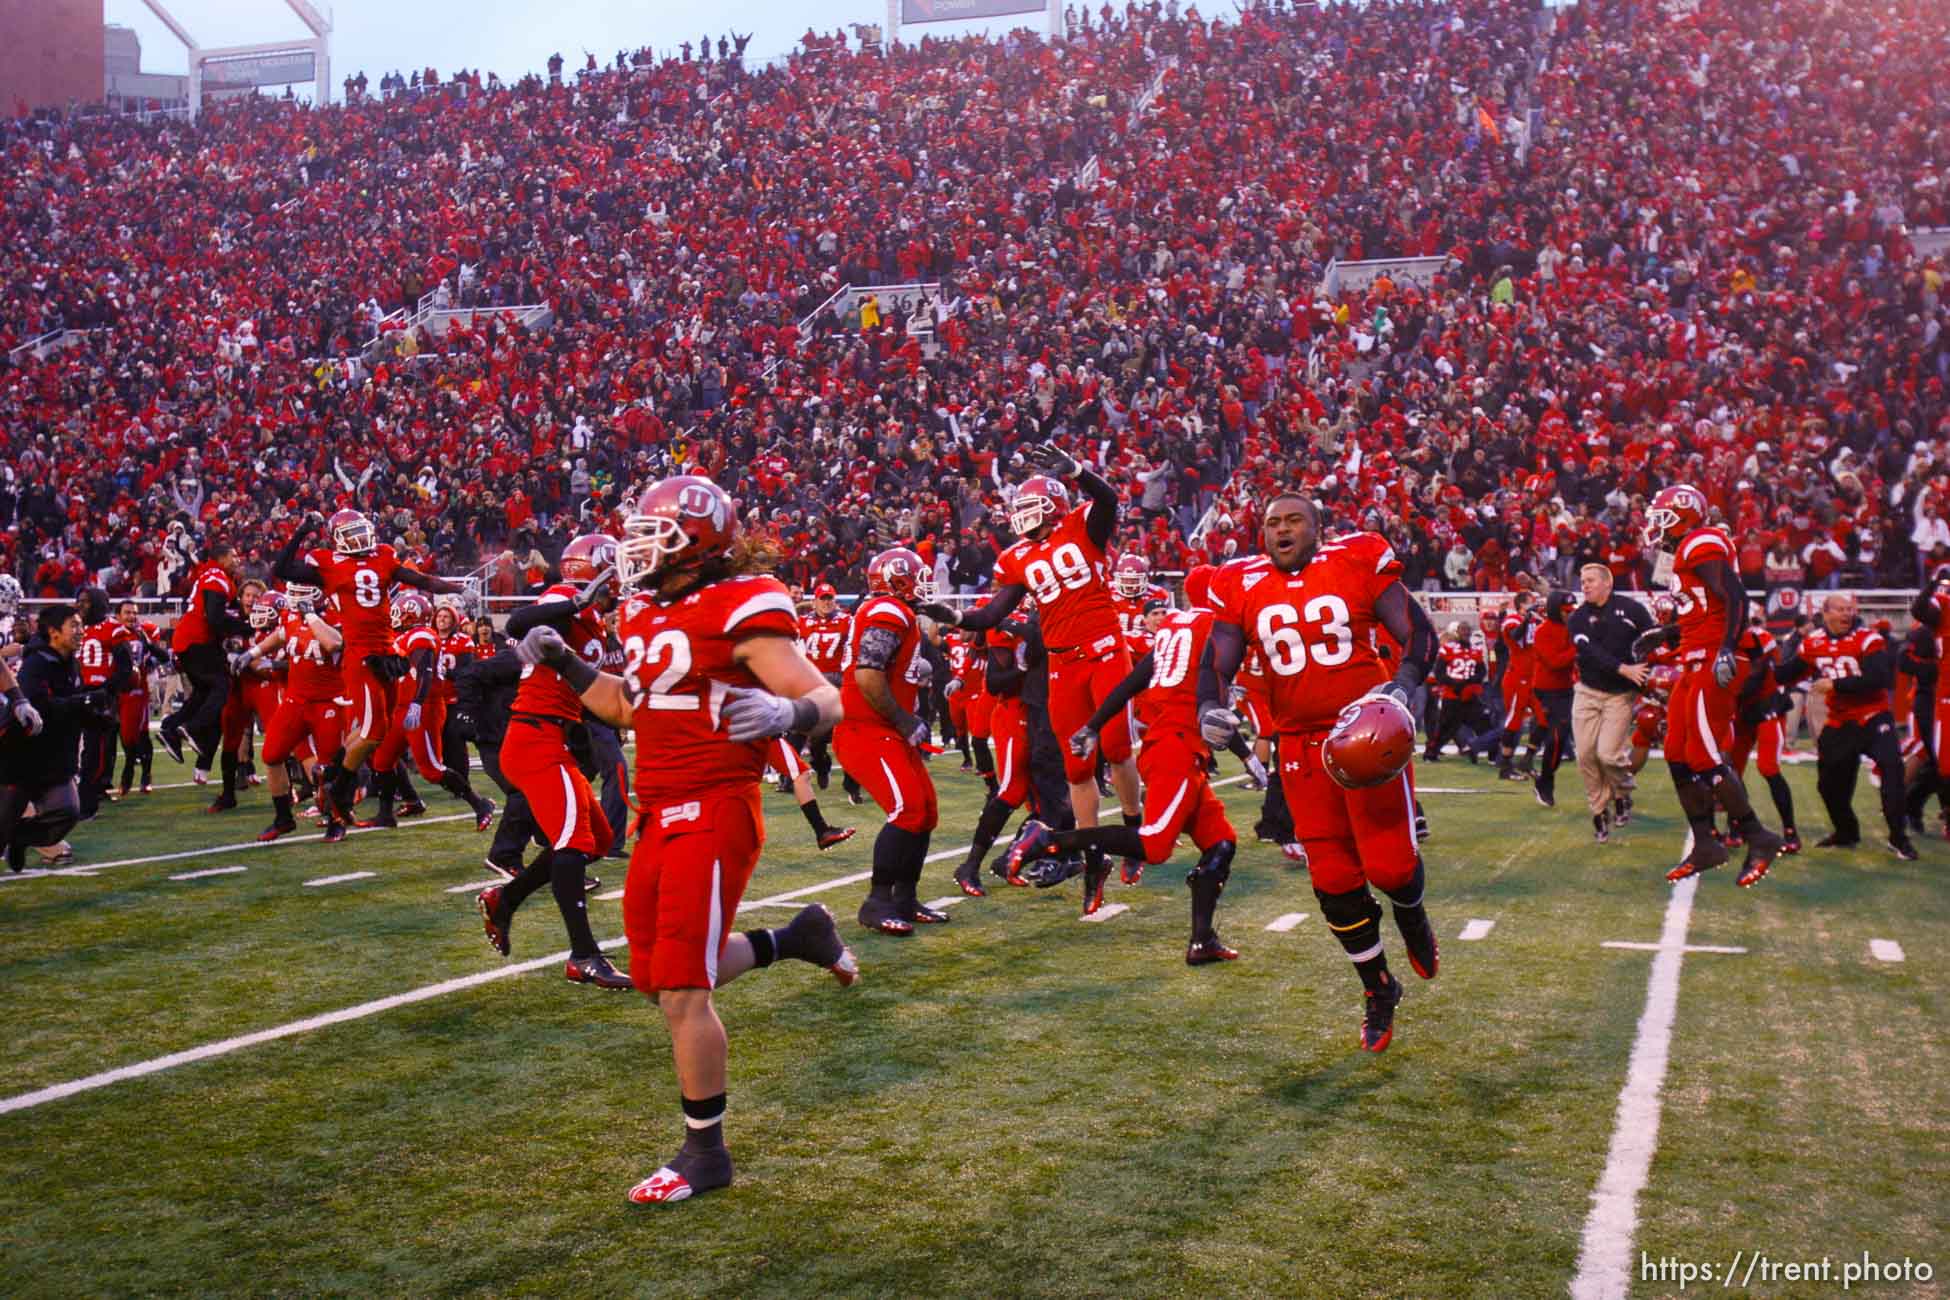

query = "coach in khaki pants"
[1567,564,1652,841]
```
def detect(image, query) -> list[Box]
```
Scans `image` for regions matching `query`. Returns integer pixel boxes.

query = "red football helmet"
[1113,552,1150,600]
[1183,563,1217,610]
[390,590,432,630]
[248,598,279,631]
[1643,484,1708,550]
[1633,700,1666,735]
[618,476,737,593]
[1321,694,1415,790]
[1647,663,1683,696]
[330,508,376,555]
[867,547,934,604]
[1009,475,1070,537]
[560,533,619,582]
[1650,593,1677,625]
[284,581,321,609]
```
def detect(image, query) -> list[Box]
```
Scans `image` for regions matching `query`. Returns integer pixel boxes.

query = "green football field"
[0,750,1944,1298]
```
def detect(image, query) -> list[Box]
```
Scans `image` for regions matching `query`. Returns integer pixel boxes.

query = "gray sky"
[104,0,1051,100]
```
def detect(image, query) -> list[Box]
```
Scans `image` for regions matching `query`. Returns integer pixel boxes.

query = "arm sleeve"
[410,647,436,704]
[1083,653,1155,733]
[985,643,1025,694]
[854,625,905,673]
[1912,590,1941,626]
[1570,608,1621,674]
[504,598,577,639]
[1077,466,1119,550]
[204,588,251,640]
[953,582,1027,632]
[1834,643,1893,695]
[104,643,135,696]
[1376,583,1436,690]
[274,533,321,585]
[1200,620,1246,716]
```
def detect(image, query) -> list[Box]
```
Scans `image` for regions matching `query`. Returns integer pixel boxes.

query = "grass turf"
[0,753,1944,1298]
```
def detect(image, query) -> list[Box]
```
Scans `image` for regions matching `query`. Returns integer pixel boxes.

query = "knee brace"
[1314,885,1384,962]
[1186,839,1235,887]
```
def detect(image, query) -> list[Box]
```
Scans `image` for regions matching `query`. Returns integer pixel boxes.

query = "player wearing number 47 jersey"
[1205,493,1442,1053]
[514,473,856,1208]
[923,442,1144,897]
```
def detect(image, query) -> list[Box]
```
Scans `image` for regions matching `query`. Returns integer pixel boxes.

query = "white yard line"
[0,814,474,883]
[1600,941,1746,955]
[302,872,377,888]
[444,879,502,895]
[1264,912,1308,932]
[1869,939,1905,963]
[1458,919,1496,941]
[1570,875,1703,1300]
[168,866,248,882]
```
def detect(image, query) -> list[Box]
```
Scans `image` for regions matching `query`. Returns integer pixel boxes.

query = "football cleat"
[565,954,634,990]
[1415,811,1430,841]
[1005,819,1056,881]
[1735,826,1783,887]
[255,819,297,843]
[815,825,857,851]
[355,814,398,830]
[1026,856,1082,889]
[158,725,187,765]
[626,1157,732,1205]
[1281,842,1309,868]
[1667,830,1729,883]
[909,901,952,925]
[1814,833,1860,848]
[1780,826,1801,854]
[206,794,237,814]
[583,873,603,895]
[321,820,347,844]
[1186,937,1240,965]
[1886,835,1920,862]
[192,769,210,786]
[398,800,427,819]
[1081,859,1111,916]
[1120,857,1144,886]
[473,799,497,832]
[857,896,914,936]
[478,886,512,956]
[1532,781,1554,809]
[1360,975,1404,1052]
[953,861,987,898]
[783,903,859,986]
[483,854,521,879]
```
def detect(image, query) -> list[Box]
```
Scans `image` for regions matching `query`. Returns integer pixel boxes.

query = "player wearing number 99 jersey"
[504,474,854,1208]
[1206,493,1441,1053]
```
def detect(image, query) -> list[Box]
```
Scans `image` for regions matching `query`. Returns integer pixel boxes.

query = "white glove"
[10,695,41,736]
[228,651,254,676]
[944,677,964,697]
[403,702,422,732]
[1199,706,1240,749]
[722,685,800,742]
[516,625,570,668]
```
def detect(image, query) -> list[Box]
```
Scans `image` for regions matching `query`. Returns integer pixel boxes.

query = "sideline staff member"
[1567,564,1651,841]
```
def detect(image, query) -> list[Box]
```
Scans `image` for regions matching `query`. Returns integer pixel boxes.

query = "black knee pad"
[1381,857,1427,910]
[1313,884,1382,931]
[1186,839,1235,887]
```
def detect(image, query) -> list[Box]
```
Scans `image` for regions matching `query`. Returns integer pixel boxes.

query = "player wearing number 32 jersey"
[1205,494,1442,1053]
[509,474,856,1209]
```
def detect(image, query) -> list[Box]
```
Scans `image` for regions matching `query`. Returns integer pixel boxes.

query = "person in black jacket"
[1,605,104,871]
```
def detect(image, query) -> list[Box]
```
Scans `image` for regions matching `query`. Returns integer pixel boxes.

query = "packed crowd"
[2,0,1947,607]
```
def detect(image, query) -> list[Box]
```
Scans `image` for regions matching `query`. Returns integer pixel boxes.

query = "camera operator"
[2,605,107,871]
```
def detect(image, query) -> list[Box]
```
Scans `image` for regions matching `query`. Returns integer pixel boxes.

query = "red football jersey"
[983,624,1022,697]
[281,606,343,702]
[840,594,923,725]
[308,545,405,658]
[618,573,800,801]
[78,620,130,688]
[1137,608,1216,745]
[170,563,236,651]
[1436,641,1485,700]
[1927,591,1950,699]
[512,583,608,721]
[797,610,850,676]
[434,631,473,700]
[1113,582,1172,656]
[395,625,439,699]
[1670,527,1738,661]
[992,505,1119,650]
[945,633,973,683]
[1500,610,1535,685]
[1211,533,1401,733]
[1801,624,1891,726]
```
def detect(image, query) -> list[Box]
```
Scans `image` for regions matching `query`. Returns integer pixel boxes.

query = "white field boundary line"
[0,813,475,883]
[1569,874,1701,1300]
[303,872,377,888]
[0,773,1272,1115]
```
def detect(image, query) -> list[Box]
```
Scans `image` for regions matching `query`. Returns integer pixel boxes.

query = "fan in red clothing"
[478,533,629,991]
[363,590,495,831]
[514,472,856,1207]
[1776,592,1914,859]
[839,546,946,935]
[1632,483,1785,886]
[922,442,1144,895]
[238,581,347,842]
[274,508,469,829]
[1205,493,1441,1054]
[1008,603,1241,960]
[796,581,850,790]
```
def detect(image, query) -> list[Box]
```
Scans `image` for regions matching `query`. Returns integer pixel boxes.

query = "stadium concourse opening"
[1,0,1948,1292]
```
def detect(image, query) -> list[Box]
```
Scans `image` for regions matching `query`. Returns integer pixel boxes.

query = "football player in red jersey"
[1009,604,1242,958]
[1495,589,1539,781]
[1725,608,1800,854]
[839,547,946,935]
[1205,493,1441,1052]
[797,582,849,790]
[1111,552,1171,657]
[74,588,136,819]
[950,615,1033,895]
[212,585,285,814]
[114,601,159,796]
[160,541,251,772]
[923,443,1144,891]
[1906,565,1950,832]
[432,599,492,815]
[274,508,468,828]
[363,591,497,830]
[1424,621,1489,763]
[478,534,629,990]
[237,582,346,842]
[1632,484,1785,885]
[516,473,856,1206]
[1777,593,1914,859]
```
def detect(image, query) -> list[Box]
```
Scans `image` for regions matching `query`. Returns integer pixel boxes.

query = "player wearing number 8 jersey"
[922,442,1144,894]
[510,473,855,1207]
[1205,494,1442,1053]
[1634,484,1784,887]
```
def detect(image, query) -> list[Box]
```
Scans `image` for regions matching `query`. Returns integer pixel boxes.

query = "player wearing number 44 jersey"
[923,442,1144,897]
[275,508,469,832]
[1633,484,1785,887]
[236,583,347,841]
[515,473,856,1208]
[1205,494,1443,1053]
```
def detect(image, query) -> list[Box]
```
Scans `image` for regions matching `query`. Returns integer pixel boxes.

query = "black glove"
[1069,726,1100,760]
[1020,441,1081,478]
[1630,625,1680,661]
[920,602,962,627]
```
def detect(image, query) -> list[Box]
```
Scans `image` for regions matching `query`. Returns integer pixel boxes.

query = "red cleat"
[255,820,297,843]
[815,825,856,851]
[1186,938,1240,965]
[1360,975,1403,1052]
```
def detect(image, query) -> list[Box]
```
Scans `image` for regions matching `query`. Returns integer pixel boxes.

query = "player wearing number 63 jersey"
[511,474,855,1208]
[1205,493,1441,1053]
[921,442,1144,891]
[1007,607,1240,960]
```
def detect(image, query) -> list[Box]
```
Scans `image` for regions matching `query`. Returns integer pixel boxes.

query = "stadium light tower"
[138,0,333,120]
